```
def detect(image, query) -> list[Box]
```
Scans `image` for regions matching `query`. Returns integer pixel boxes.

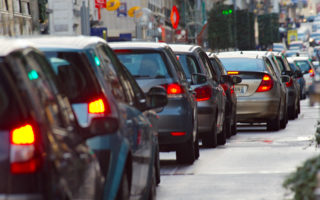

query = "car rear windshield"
[219,57,265,72]
[294,60,311,72]
[45,51,101,103]
[116,51,171,79]
[0,64,24,129]
[176,54,201,78]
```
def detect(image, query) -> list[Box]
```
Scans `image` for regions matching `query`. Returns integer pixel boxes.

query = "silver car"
[110,42,199,164]
[169,44,229,148]
[217,51,289,131]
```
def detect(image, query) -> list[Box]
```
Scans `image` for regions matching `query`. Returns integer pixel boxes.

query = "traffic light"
[222,9,233,15]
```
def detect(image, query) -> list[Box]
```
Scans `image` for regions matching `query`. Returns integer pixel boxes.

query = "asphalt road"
[157,99,320,200]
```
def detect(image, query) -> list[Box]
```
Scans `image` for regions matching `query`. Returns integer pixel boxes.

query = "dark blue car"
[27,36,167,200]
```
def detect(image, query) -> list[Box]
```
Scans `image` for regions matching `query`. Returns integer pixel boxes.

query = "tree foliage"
[38,0,47,23]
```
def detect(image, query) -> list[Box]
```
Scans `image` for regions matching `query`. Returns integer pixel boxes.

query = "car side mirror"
[220,75,229,84]
[81,116,119,138]
[295,70,303,78]
[281,75,290,83]
[191,73,207,85]
[146,86,168,109]
[231,76,242,84]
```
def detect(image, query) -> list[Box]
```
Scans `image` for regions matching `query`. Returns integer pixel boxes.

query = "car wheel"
[280,106,287,129]
[298,99,301,114]
[148,165,157,200]
[116,169,130,200]
[202,114,218,148]
[288,105,296,120]
[155,149,161,185]
[176,136,195,164]
[267,111,280,131]
[194,133,200,160]
[225,117,232,139]
[217,119,227,145]
[231,115,237,136]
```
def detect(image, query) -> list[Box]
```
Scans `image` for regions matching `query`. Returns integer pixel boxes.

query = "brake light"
[162,83,184,98]
[11,124,35,145]
[113,49,133,53]
[194,85,212,101]
[286,78,293,87]
[10,124,40,174]
[171,132,186,136]
[88,98,111,114]
[221,83,228,93]
[228,71,239,75]
[256,74,273,92]
[309,69,315,77]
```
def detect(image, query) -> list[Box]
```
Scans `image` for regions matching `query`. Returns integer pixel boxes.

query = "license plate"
[234,85,247,96]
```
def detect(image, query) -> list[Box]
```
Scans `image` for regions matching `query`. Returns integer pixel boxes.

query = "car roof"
[168,44,200,53]
[0,37,35,57]
[286,56,310,61]
[216,51,268,59]
[109,41,169,49]
[21,35,107,50]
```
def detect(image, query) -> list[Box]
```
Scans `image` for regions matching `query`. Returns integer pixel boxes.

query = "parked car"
[110,42,199,164]
[28,36,166,200]
[168,44,229,148]
[217,51,289,131]
[272,53,301,119]
[0,39,107,200]
[287,56,315,93]
[287,58,307,99]
[272,43,287,52]
[207,52,242,136]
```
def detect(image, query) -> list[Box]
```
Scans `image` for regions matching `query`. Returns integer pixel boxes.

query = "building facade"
[0,0,37,36]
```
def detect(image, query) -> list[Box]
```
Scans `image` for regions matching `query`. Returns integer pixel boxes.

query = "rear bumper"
[157,99,193,146]
[0,194,42,200]
[237,98,280,122]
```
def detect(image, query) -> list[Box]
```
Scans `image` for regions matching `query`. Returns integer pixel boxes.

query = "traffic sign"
[170,5,180,29]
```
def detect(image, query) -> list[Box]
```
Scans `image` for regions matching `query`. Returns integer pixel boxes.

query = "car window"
[45,51,101,103]
[209,57,223,79]
[165,47,187,82]
[199,52,215,80]
[176,54,201,78]
[265,58,277,78]
[94,46,127,102]
[294,60,311,72]
[219,57,265,72]
[0,63,25,129]
[275,57,285,73]
[116,51,171,79]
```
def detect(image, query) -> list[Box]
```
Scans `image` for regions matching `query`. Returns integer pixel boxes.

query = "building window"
[13,0,22,13]
[0,0,8,11]
[21,1,30,15]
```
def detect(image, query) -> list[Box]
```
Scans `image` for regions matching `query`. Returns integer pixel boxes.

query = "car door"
[22,50,100,199]
[199,51,225,131]
[96,44,154,197]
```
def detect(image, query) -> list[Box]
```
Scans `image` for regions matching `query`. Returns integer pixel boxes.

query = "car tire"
[288,105,296,120]
[116,169,130,200]
[231,115,237,136]
[267,111,280,131]
[280,107,287,129]
[202,115,218,148]
[225,117,232,139]
[176,136,195,164]
[218,119,227,145]
[148,165,157,200]
[155,149,161,185]
[194,133,200,160]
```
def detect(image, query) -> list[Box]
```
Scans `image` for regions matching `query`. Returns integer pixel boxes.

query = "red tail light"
[171,132,186,136]
[162,83,184,98]
[10,124,40,174]
[195,85,212,101]
[113,49,133,53]
[256,74,273,92]
[230,85,235,94]
[309,69,315,77]
[228,71,239,75]
[88,98,111,115]
[286,78,293,87]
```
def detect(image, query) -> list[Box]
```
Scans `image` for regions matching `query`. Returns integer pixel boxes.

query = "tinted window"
[45,51,101,103]
[210,58,223,79]
[117,52,171,79]
[275,57,285,73]
[176,54,201,78]
[219,58,265,72]
[294,60,311,72]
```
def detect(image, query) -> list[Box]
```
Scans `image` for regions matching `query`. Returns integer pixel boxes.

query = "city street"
[157,99,320,200]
